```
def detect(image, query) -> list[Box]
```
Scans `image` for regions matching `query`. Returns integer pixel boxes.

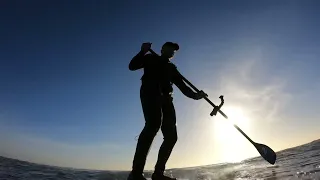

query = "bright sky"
[1,0,320,171]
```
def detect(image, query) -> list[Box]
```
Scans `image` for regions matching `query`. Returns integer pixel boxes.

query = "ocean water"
[0,139,319,180]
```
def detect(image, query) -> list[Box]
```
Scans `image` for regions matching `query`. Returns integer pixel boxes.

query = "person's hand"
[141,42,152,54]
[194,90,208,100]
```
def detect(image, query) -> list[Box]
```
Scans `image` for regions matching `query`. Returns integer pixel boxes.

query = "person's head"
[161,42,179,60]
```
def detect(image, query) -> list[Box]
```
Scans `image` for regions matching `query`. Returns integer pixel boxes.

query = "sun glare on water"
[211,106,253,163]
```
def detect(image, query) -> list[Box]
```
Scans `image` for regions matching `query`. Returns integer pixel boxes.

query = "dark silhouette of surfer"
[128,42,207,180]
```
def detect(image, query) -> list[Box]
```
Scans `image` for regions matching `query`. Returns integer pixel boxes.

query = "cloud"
[215,47,292,123]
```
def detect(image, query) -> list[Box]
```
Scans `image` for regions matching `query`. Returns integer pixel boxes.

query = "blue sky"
[1,0,320,170]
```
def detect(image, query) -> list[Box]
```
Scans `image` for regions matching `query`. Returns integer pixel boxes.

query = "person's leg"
[154,96,178,175]
[131,87,162,176]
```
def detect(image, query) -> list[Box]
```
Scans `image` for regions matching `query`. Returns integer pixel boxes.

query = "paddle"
[149,48,277,165]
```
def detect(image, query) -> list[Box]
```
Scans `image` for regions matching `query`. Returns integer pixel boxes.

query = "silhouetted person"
[128,42,207,180]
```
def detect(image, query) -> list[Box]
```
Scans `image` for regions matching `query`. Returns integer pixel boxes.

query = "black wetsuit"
[129,51,198,175]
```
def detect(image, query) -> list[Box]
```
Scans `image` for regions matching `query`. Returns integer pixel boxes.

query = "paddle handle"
[180,74,228,119]
[233,124,255,145]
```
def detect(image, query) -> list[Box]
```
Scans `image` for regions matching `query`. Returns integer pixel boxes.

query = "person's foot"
[127,171,147,180]
[151,172,177,180]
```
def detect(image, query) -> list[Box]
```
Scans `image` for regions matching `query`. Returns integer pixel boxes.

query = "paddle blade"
[254,143,277,165]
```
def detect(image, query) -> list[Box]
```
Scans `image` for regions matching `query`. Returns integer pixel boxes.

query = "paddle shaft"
[149,48,256,145]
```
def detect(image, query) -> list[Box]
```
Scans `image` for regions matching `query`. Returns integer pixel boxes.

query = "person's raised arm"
[129,42,152,71]
[129,51,146,71]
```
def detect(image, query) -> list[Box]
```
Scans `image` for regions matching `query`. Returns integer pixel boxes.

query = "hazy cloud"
[216,47,292,123]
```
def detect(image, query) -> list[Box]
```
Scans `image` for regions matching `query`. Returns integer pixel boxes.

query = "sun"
[211,106,253,163]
